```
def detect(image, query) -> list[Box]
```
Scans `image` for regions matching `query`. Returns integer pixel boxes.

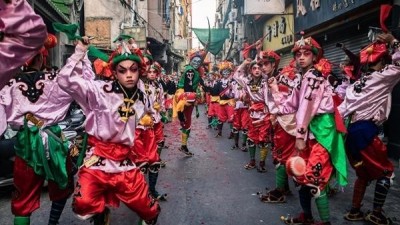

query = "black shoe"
[206,125,211,129]
[231,144,239,150]
[179,145,193,156]
[215,133,222,138]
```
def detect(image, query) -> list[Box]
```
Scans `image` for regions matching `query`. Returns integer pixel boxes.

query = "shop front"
[261,4,295,69]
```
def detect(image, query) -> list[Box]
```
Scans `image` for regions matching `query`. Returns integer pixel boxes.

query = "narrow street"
[1,106,400,225]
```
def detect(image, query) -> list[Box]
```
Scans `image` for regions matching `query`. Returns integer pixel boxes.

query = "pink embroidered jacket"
[270,69,335,139]
[338,50,400,124]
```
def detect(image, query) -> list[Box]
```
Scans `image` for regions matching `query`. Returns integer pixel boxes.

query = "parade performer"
[215,61,235,138]
[173,50,206,156]
[269,36,347,225]
[0,34,79,225]
[233,59,273,173]
[230,72,251,151]
[163,74,177,122]
[0,0,47,89]
[139,62,167,200]
[340,33,400,225]
[260,60,299,203]
[205,72,220,129]
[58,37,160,225]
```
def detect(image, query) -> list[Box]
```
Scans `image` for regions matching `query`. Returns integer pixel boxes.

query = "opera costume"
[340,35,400,225]
[58,38,160,225]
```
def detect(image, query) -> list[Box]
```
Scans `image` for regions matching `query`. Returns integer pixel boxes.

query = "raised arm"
[0,0,47,88]
[57,39,97,113]
[233,59,251,88]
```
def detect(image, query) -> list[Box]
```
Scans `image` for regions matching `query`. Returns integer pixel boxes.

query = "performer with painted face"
[340,33,400,225]
[0,34,84,225]
[58,37,160,225]
[229,68,251,151]
[233,59,272,173]
[260,60,299,203]
[173,50,206,156]
[269,36,347,225]
[137,62,167,200]
[204,72,221,130]
[0,0,47,89]
[215,61,235,138]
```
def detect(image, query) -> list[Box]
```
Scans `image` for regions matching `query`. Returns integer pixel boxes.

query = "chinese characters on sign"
[333,0,356,12]
[264,16,293,47]
[296,0,358,17]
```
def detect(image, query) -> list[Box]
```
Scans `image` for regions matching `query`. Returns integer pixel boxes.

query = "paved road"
[1,105,400,225]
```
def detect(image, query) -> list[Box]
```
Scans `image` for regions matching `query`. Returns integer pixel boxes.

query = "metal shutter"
[321,34,370,74]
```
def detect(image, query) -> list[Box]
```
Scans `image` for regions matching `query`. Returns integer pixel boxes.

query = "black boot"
[215,123,223,137]
[148,171,167,201]
[48,198,68,225]
[231,132,239,150]
[179,145,193,156]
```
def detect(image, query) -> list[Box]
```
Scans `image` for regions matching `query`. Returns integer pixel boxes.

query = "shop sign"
[294,0,374,32]
[262,5,294,51]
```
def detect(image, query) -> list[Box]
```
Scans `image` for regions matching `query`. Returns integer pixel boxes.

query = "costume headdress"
[292,33,322,61]
[109,36,145,72]
[259,50,281,68]
[149,62,162,73]
[188,49,206,60]
[217,60,234,72]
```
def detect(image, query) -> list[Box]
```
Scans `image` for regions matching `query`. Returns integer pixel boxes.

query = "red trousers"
[232,108,250,130]
[207,102,219,117]
[217,104,234,123]
[12,156,73,216]
[348,136,394,181]
[294,140,333,191]
[72,167,159,221]
[153,122,164,144]
[272,123,296,164]
[134,128,159,165]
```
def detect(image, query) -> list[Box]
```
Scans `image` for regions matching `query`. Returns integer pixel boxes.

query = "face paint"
[190,56,202,69]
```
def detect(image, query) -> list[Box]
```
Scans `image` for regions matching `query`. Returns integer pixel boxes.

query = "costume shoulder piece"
[9,70,57,103]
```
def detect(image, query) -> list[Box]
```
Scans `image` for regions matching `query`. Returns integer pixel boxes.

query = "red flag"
[380,4,392,33]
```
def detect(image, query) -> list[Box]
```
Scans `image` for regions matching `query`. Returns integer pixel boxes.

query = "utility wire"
[119,0,166,40]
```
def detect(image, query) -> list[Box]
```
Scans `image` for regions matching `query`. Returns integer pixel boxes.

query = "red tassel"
[380,4,392,33]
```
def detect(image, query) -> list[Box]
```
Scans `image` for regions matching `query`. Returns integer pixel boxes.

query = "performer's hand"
[295,138,306,151]
[75,36,91,51]
[241,58,252,68]
[268,77,278,92]
[255,40,262,52]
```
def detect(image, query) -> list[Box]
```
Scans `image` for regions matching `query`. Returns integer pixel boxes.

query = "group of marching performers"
[186,32,400,225]
[2,1,400,225]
